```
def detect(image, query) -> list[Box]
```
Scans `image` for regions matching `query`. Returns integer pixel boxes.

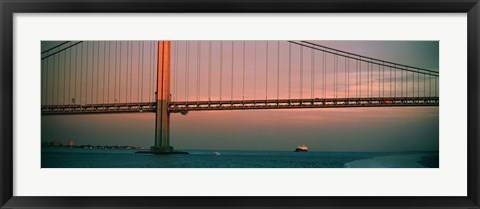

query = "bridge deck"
[41,97,439,115]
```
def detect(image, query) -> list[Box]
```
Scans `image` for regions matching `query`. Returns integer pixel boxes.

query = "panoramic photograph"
[41,40,439,168]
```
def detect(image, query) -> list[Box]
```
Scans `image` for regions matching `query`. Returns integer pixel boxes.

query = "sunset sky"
[41,41,439,152]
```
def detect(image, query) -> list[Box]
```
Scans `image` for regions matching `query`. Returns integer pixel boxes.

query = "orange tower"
[151,41,173,153]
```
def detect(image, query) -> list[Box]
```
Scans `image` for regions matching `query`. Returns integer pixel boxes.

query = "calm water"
[41,147,439,168]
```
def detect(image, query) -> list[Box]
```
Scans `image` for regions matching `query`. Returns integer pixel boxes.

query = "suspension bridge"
[40,40,439,153]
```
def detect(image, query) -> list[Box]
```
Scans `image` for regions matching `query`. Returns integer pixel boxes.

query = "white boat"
[295,144,309,152]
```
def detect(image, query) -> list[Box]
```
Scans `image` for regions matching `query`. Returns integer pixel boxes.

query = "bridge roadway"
[41,97,439,115]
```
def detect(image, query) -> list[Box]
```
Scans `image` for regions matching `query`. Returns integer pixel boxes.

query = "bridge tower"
[151,41,174,153]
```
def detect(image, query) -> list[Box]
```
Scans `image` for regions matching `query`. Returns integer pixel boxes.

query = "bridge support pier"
[149,41,187,154]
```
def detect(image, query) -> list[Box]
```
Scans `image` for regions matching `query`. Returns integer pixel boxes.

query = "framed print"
[1,0,479,208]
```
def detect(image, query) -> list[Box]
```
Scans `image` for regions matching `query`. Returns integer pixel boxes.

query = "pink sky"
[41,41,439,151]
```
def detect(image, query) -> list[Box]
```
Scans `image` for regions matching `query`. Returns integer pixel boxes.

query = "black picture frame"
[1,0,479,208]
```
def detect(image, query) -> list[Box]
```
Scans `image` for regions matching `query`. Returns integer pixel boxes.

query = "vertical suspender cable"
[56,50,60,105]
[137,41,141,102]
[96,42,100,103]
[73,44,76,104]
[186,41,190,101]
[117,41,121,103]
[365,61,371,97]
[129,42,133,103]
[68,43,72,103]
[338,54,340,98]
[358,58,361,98]
[277,41,280,100]
[265,41,268,100]
[75,44,78,104]
[141,41,144,102]
[80,42,84,105]
[375,64,378,97]
[62,47,66,104]
[374,63,377,97]
[389,66,391,97]
[372,63,374,97]
[288,42,291,100]
[231,41,234,101]
[243,41,246,100]
[429,74,431,97]
[344,56,347,98]
[334,53,336,99]
[148,41,152,102]
[46,52,50,105]
[365,60,372,98]
[41,60,45,105]
[91,41,99,103]
[91,42,95,104]
[119,41,124,102]
[174,42,178,102]
[312,48,315,100]
[333,54,336,98]
[86,41,90,104]
[354,58,357,98]
[219,41,223,101]
[148,41,151,102]
[62,48,66,104]
[370,61,372,97]
[114,41,118,102]
[102,42,106,103]
[56,49,62,105]
[389,66,392,97]
[300,45,303,99]
[126,41,130,102]
[41,58,44,104]
[106,42,110,103]
[323,51,326,98]
[335,54,337,99]
[378,64,380,97]
[394,64,397,98]
[254,41,257,100]
[369,61,372,97]
[53,53,56,104]
[208,41,212,101]
[382,63,385,98]
[412,68,415,97]
[333,54,338,99]
[170,42,174,101]
[153,41,156,102]
[85,41,95,104]
[148,41,155,102]
[417,69,420,98]
[347,55,349,99]
[401,66,403,97]
[424,72,426,97]
[321,49,324,98]
[118,41,122,102]
[406,67,408,98]
[370,62,372,97]
[199,41,202,102]
[44,57,48,105]
[154,42,158,102]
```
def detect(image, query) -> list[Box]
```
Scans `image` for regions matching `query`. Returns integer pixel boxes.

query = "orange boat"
[294,144,309,152]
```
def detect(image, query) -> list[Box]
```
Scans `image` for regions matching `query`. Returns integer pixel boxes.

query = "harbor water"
[41,147,439,168]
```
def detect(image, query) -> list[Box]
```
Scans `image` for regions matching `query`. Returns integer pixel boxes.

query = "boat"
[214,151,221,156]
[294,144,309,152]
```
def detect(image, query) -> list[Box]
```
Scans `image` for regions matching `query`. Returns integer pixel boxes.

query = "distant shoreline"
[42,145,146,150]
